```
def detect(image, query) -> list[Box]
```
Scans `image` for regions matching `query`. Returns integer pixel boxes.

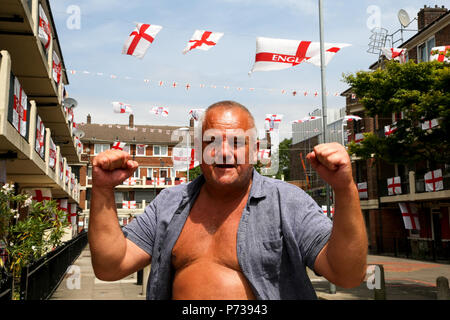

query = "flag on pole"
[122,23,162,59]
[112,102,133,114]
[250,37,351,73]
[183,30,224,54]
[399,202,420,230]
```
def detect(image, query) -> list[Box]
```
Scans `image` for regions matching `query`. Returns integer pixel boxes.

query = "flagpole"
[318,0,336,295]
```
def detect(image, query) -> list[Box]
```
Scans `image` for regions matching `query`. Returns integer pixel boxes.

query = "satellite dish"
[63,97,78,109]
[398,9,410,28]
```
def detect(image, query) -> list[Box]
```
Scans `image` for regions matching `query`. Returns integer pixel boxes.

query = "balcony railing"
[19,231,88,300]
[377,176,410,197]
[415,172,450,193]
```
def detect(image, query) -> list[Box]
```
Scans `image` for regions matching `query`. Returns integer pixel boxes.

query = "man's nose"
[220,139,235,164]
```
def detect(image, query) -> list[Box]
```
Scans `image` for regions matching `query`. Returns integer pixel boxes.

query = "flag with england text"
[250,37,351,73]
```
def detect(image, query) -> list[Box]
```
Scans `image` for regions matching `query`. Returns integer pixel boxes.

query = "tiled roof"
[79,123,193,145]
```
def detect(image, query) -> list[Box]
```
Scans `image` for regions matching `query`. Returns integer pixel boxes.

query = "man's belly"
[172,260,256,300]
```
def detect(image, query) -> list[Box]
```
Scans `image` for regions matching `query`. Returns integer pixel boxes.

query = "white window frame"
[159,168,169,178]
[147,168,154,179]
[153,145,168,156]
[94,143,110,155]
[136,144,147,156]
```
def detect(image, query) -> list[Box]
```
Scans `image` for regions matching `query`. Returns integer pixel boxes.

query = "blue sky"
[49,0,438,140]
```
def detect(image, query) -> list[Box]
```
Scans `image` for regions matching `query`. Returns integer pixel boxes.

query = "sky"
[49,0,438,140]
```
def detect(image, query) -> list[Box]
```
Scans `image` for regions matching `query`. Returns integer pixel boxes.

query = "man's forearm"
[326,183,368,286]
[89,186,127,278]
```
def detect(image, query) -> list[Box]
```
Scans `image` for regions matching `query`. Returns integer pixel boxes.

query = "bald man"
[89,100,367,300]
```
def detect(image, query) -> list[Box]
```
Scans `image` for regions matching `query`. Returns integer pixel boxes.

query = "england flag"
[112,102,133,114]
[250,37,351,73]
[122,23,162,59]
[183,30,224,54]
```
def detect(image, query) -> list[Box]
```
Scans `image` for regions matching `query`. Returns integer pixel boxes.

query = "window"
[133,167,140,178]
[87,166,92,178]
[160,169,168,178]
[94,144,109,155]
[147,168,154,178]
[417,37,435,62]
[136,144,146,156]
[153,145,168,156]
[122,144,130,154]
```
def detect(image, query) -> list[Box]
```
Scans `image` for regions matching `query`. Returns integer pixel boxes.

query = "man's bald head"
[202,101,256,131]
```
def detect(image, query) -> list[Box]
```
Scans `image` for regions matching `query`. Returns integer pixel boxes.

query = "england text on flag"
[250,37,351,73]
[183,30,224,54]
[122,23,162,59]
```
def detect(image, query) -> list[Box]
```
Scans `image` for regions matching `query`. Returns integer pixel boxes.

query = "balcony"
[84,175,186,189]
[379,170,450,203]
[0,51,79,203]
[0,1,79,163]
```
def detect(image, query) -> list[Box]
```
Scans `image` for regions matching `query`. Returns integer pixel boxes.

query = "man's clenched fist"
[306,143,354,191]
[92,149,139,190]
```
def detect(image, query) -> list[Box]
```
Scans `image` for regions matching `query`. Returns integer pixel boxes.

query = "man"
[89,101,367,299]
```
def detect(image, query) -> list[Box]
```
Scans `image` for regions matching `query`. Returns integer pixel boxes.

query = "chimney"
[189,118,195,128]
[129,114,134,128]
[417,5,448,31]
[87,114,91,124]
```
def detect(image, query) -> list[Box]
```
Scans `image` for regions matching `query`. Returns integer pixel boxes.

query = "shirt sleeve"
[293,191,333,272]
[122,199,158,257]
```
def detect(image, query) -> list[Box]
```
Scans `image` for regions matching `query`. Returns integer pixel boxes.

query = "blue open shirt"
[122,169,332,299]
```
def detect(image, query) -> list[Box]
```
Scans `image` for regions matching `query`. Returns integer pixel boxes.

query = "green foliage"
[0,184,69,280]
[275,138,292,180]
[188,165,202,181]
[344,60,450,166]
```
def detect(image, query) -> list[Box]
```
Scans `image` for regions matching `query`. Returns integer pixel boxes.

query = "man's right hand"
[92,150,139,189]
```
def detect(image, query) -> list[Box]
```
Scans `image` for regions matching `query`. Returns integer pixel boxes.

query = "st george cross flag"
[69,203,77,226]
[265,114,283,131]
[344,115,362,121]
[354,132,364,144]
[57,198,68,222]
[258,149,271,161]
[357,182,368,199]
[421,118,438,130]
[123,177,137,185]
[49,137,57,170]
[430,46,450,63]
[322,205,335,218]
[122,23,162,59]
[35,115,45,159]
[384,124,397,137]
[182,30,224,54]
[112,141,126,151]
[173,147,199,171]
[23,188,52,203]
[399,202,420,230]
[381,48,407,63]
[151,106,169,117]
[250,37,351,73]
[122,201,137,209]
[38,4,51,50]
[12,76,28,138]
[52,51,62,84]
[112,102,133,114]
[302,116,322,122]
[189,109,205,121]
[424,169,444,192]
[387,176,402,196]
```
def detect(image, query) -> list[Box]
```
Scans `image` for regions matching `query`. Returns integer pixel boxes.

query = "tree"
[275,138,292,180]
[344,60,450,167]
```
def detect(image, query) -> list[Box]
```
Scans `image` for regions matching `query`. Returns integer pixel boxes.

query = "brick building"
[77,114,194,230]
[0,0,82,240]
[341,5,450,262]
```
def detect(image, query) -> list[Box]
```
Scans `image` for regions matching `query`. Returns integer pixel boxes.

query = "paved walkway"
[50,245,145,300]
[50,246,449,300]
[309,255,450,300]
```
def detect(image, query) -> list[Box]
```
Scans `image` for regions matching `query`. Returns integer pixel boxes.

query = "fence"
[0,268,13,300]
[19,231,88,300]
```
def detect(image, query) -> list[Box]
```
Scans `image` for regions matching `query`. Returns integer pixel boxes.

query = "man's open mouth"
[214,164,236,169]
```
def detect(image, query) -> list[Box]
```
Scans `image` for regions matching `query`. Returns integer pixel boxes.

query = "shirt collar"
[181,168,266,200]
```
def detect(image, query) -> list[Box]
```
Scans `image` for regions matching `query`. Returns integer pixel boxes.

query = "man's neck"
[202,178,252,205]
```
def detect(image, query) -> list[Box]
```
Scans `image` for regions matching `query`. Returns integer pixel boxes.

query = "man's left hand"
[306,143,354,190]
